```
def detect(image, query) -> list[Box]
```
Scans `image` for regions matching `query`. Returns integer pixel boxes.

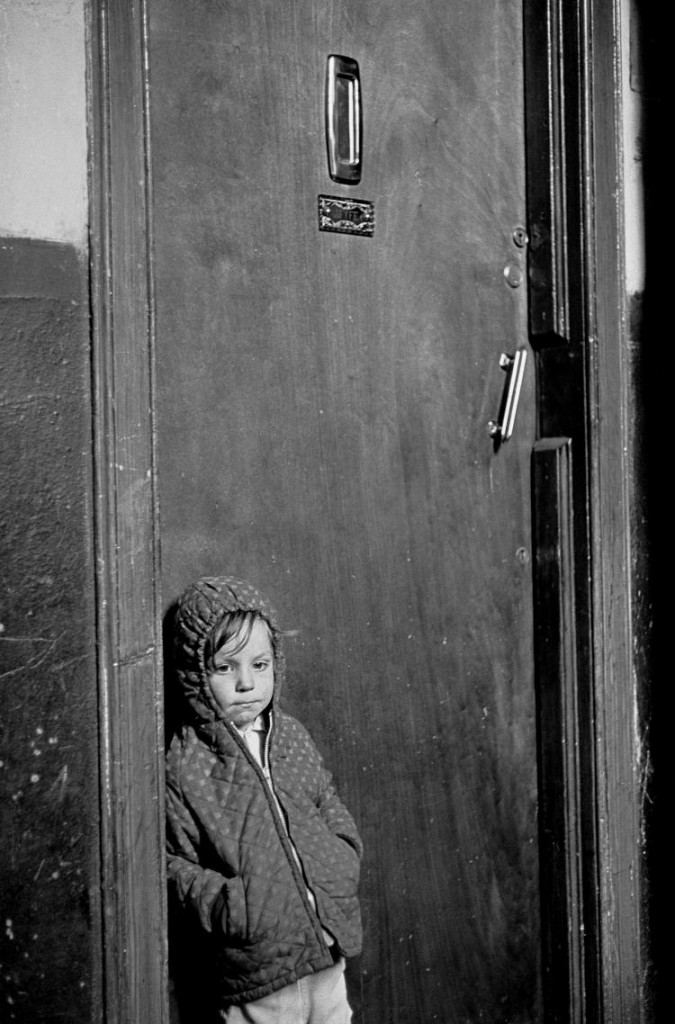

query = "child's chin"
[227,705,260,728]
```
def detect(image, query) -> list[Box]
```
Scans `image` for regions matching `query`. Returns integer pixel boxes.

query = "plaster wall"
[0,2,101,1020]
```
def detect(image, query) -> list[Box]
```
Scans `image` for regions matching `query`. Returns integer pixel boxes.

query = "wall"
[623,2,666,1017]
[0,2,101,1021]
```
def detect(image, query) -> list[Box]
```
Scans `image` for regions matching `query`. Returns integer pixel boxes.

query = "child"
[165,575,363,1022]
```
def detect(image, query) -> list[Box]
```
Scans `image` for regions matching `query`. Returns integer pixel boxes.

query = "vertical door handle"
[488,348,528,443]
[326,55,362,184]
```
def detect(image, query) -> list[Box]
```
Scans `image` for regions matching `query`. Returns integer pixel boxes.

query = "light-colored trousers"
[222,958,352,1024]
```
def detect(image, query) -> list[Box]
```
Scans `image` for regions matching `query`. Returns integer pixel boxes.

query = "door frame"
[525,0,652,1020]
[86,1,653,1021]
[87,1,167,1021]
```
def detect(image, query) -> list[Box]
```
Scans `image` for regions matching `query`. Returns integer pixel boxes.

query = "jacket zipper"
[230,715,331,954]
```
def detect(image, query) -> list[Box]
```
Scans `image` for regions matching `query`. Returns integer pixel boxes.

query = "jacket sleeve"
[312,748,364,860]
[165,776,245,935]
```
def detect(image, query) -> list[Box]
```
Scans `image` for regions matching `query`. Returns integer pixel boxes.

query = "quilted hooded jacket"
[165,576,363,1007]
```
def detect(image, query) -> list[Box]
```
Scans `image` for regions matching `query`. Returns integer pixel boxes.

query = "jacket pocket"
[300,819,362,900]
[214,874,248,944]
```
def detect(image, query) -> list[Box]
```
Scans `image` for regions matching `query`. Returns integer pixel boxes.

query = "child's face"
[206,617,274,730]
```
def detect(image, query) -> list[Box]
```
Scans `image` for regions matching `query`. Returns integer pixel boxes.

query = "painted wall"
[0,2,101,1021]
[0,0,88,246]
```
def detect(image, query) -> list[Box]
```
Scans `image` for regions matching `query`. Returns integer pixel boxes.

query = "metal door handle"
[487,348,528,443]
[326,55,362,184]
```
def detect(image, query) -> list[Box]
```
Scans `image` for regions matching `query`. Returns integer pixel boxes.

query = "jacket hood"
[171,575,285,736]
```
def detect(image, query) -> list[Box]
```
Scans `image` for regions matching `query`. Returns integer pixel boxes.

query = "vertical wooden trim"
[524,0,584,343]
[585,0,648,1018]
[526,0,650,1019]
[532,438,584,1024]
[87,1,167,1021]
[525,6,602,1020]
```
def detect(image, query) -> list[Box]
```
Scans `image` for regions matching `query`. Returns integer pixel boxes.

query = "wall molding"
[532,438,585,1023]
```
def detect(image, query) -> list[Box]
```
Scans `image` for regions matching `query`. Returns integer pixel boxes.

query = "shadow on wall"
[164,602,220,1024]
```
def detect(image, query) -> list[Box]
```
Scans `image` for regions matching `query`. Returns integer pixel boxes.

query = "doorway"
[148,1,539,1020]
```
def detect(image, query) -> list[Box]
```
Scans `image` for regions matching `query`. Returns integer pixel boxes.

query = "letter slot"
[326,55,362,184]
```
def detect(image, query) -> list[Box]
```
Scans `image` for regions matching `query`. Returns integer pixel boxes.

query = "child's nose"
[236,668,255,691]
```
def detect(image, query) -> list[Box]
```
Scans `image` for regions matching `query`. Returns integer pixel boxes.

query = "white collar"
[235,712,267,737]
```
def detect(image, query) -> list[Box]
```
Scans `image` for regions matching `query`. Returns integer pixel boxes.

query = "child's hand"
[210,875,247,942]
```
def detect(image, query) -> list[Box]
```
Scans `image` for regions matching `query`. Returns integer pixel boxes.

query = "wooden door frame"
[525,0,653,1020]
[86,0,654,1021]
[88,1,168,1021]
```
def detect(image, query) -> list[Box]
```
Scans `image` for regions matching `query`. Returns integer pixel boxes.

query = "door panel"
[149,1,540,1020]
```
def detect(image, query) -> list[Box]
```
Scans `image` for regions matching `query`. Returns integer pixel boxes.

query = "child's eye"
[253,660,271,671]
[213,663,233,674]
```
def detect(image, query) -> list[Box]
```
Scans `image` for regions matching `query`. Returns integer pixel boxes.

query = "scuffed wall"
[0,2,101,1021]
[0,239,100,1023]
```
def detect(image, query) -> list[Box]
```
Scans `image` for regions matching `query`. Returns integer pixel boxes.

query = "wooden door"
[149,1,540,1020]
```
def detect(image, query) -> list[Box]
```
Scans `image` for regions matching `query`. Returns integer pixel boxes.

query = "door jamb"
[87,1,168,1021]
[525,0,651,1019]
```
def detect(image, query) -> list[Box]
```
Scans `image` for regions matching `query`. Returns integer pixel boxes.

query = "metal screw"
[512,226,528,248]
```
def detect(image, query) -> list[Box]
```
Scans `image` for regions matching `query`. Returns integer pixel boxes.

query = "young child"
[165,575,363,1022]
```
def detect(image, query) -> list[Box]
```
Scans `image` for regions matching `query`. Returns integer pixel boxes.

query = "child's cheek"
[207,676,233,714]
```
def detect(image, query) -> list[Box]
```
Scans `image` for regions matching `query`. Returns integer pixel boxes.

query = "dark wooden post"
[525,0,653,1019]
[88,2,167,1021]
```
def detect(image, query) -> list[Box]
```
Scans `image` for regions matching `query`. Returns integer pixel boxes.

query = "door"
[149,1,540,1020]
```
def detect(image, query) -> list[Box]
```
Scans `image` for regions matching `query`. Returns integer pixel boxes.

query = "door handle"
[326,55,362,184]
[487,348,528,443]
